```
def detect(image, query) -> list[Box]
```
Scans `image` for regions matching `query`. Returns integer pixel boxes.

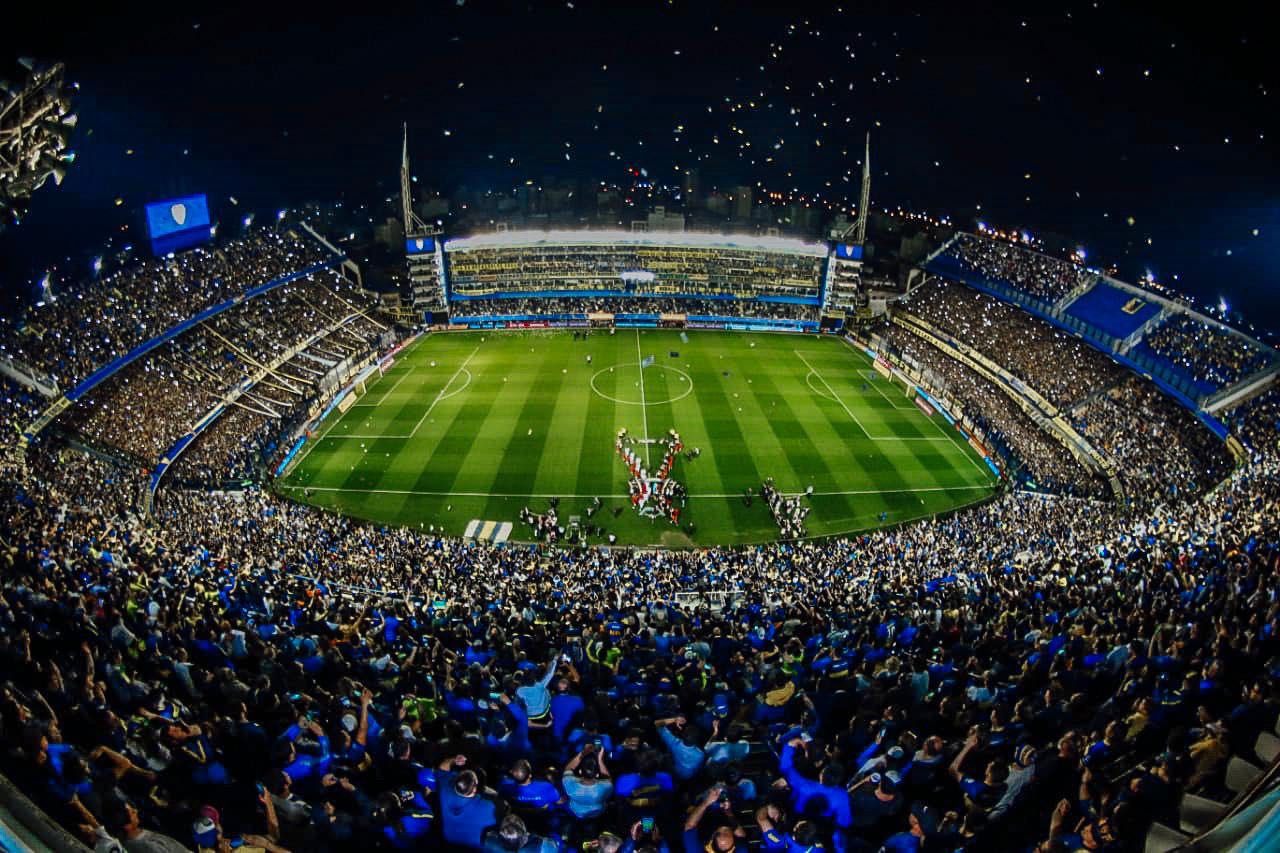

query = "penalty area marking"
[439,368,473,401]
[794,350,871,438]
[805,371,838,403]
[799,352,989,453]
[323,348,479,440]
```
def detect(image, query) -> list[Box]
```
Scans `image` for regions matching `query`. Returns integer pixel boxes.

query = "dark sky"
[1,1,1276,326]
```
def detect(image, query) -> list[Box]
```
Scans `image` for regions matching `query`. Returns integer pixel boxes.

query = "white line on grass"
[283,350,417,470]
[833,337,994,481]
[407,346,480,438]
[635,328,650,467]
[363,360,419,407]
[863,370,918,411]
[281,483,993,500]
[321,347,479,440]
[794,350,872,438]
[895,390,992,480]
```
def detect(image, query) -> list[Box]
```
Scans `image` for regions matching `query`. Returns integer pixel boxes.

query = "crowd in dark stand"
[1,233,1278,853]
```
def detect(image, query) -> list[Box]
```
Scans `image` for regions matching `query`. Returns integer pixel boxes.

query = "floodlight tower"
[822,132,871,320]
[400,125,447,320]
[0,59,77,231]
[854,132,871,244]
[400,124,431,236]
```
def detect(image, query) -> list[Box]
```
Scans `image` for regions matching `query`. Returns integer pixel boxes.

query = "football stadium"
[1,8,1279,853]
[278,231,997,546]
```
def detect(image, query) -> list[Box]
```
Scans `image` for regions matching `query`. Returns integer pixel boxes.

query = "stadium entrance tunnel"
[589,362,694,405]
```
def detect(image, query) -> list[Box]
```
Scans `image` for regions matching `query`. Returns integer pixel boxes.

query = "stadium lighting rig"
[0,58,77,231]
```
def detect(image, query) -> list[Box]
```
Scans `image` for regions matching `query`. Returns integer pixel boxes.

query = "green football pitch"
[276,329,998,547]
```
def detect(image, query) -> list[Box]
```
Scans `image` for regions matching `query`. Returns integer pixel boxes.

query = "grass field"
[276,329,998,547]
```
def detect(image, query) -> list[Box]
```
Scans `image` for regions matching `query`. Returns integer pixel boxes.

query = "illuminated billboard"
[145,195,212,256]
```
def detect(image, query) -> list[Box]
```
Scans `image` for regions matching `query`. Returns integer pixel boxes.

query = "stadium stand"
[927,232,1091,304]
[1060,280,1163,343]
[924,233,1277,412]
[0,229,330,391]
[1134,312,1275,395]
[1071,376,1234,508]
[58,270,381,479]
[444,233,825,301]
[897,280,1127,411]
[1226,385,1280,457]
[0,385,1276,852]
[3,224,1279,853]
[877,325,1109,497]
[449,296,817,322]
[441,233,827,332]
[0,376,43,444]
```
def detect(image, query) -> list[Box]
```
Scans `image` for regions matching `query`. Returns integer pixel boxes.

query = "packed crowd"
[900,281,1126,410]
[1141,313,1275,391]
[2,242,1277,853]
[0,229,332,390]
[1227,386,1280,458]
[449,297,817,322]
[0,374,45,444]
[1072,377,1234,509]
[943,234,1091,304]
[58,270,382,478]
[444,243,824,304]
[0,376,1276,852]
[168,403,300,488]
[877,327,1110,499]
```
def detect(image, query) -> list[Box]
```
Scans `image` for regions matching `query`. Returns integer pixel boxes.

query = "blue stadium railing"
[21,256,346,446]
[922,255,1232,439]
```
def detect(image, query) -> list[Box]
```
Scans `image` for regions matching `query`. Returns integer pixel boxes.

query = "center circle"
[590,362,694,406]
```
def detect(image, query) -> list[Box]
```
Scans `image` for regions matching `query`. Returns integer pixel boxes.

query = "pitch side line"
[795,350,872,438]
[281,484,991,500]
[899,389,993,480]
[863,369,919,411]
[635,328,651,467]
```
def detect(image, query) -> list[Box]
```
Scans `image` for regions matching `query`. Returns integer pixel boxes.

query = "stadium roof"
[444,229,829,256]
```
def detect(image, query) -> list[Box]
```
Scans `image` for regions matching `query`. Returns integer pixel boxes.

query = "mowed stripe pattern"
[279,330,997,546]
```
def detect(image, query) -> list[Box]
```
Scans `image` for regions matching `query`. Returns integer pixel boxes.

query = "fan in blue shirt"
[779,740,853,830]
[498,759,564,812]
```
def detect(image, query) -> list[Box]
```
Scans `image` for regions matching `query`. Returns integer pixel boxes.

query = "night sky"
[1,1,1275,326]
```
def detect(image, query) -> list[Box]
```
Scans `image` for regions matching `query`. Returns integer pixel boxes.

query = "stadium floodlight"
[0,58,76,233]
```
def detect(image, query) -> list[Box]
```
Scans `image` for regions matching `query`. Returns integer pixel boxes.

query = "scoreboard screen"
[146,195,212,256]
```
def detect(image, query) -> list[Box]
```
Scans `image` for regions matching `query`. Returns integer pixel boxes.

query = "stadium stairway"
[1063,370,1139,419]
[1145,743,1280,852]
[1051,273,1100,315]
